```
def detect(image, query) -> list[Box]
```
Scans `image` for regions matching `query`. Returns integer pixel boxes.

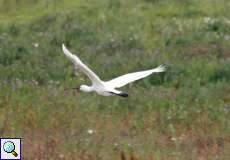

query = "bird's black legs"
[109,92,129,98]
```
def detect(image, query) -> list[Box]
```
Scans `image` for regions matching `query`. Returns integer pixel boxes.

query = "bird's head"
[64,85,92,92]
[79,85,92,92]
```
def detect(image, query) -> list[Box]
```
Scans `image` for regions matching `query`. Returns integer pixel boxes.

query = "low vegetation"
[0,0,230,159]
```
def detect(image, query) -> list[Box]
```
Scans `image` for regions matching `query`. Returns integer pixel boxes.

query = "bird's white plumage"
[62,44,166,97]
[62,44,103,87]
[105,64,166,88]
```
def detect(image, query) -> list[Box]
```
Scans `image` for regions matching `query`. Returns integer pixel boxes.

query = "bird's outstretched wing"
[62,44,103,86]
[105,64,166,88]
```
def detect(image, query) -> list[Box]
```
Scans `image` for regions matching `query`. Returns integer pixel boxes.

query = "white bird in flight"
[62,44,166,97]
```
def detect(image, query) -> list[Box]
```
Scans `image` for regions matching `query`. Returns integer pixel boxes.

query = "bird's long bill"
[64,87,79,91]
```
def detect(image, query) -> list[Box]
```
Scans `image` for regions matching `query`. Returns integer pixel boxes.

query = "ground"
[0,0,230,159]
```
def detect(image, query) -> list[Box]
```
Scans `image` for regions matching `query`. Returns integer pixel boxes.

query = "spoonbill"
[62,44,166,97]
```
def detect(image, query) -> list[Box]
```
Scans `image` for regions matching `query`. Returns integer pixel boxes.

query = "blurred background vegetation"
[0,0,230,159]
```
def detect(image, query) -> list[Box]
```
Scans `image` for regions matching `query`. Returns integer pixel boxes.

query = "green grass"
[0,0,230,159]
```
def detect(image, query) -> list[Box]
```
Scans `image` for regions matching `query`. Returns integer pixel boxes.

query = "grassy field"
[0,0,230,159]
